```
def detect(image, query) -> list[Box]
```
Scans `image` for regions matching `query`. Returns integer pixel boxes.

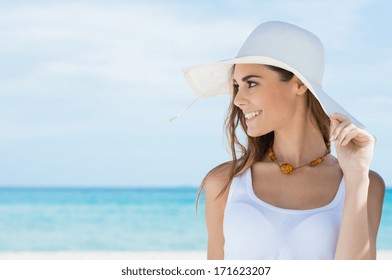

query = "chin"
[246,127,272,138]
[246,129,264,138]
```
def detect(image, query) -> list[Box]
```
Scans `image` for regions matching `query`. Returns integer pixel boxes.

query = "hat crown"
[237,21,324,85]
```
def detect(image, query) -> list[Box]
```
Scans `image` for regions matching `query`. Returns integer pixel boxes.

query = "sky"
[0,0,391,187]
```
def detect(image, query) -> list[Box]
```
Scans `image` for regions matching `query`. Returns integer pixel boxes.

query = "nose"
[233,87,248,108]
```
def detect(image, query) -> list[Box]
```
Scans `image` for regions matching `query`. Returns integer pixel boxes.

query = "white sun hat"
[180,21,364,128]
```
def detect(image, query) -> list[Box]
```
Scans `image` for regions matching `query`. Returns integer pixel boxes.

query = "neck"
[271,114,327,167]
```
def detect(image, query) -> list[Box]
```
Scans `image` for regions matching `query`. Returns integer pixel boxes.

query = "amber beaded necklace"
[267,142,331,175]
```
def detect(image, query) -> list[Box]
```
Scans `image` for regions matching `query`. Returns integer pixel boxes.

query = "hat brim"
[182,56,364,128]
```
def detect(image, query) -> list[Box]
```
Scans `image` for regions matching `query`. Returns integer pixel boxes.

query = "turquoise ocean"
[0,187,391,252]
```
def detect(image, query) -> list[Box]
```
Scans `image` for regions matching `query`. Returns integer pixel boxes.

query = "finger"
[329,117,339,139]
[329,117,341,141]
[341,128,376,148]
[340,127,358,146]
[335,123,357,145]
[330,113,350,123]
[331,120,352,141]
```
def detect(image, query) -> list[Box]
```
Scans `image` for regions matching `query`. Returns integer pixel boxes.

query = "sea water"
[0,187,206,251]
[0,187,391,251]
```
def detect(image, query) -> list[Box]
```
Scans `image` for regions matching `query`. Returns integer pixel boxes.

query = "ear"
[295,78,308,96]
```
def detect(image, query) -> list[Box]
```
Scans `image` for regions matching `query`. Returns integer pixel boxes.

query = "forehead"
[232,64,277,79]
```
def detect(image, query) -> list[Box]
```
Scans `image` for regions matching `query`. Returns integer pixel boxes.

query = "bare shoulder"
[368,170,386,201]
[203,162,233,260]
[367,170,385,240]
[203,161,233,200]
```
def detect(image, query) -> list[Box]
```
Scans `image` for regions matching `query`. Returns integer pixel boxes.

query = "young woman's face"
[232,64,306,137]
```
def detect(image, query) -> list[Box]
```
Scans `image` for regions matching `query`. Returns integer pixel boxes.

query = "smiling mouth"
[244,111,262,120]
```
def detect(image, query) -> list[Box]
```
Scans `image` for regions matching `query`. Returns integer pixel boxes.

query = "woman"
[183,21,385,260]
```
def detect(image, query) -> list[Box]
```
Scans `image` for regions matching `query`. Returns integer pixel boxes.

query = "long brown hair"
[196,64,331,208]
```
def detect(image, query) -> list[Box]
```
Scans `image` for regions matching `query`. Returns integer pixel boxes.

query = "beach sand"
[0,251,206,260]
[0,251,391,260]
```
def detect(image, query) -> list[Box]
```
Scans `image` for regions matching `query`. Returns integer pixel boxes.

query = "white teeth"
[244,111,261,119]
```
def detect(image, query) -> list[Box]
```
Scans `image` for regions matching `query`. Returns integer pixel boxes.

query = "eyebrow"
[233,75,263,82]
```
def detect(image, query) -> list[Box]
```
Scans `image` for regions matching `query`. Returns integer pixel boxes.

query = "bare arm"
[330,113,385,259]
[334,170,385,259]
[203,164,231,260]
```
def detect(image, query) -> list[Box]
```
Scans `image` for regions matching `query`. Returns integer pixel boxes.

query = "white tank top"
[223,167,345,260]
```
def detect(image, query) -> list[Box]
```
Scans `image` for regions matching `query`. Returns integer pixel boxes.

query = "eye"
[247,81,258,88]
[232,83,239,91]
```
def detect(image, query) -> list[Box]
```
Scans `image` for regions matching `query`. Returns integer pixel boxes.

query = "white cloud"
[0,0,376,106]
[0,2,251,92]
[0,1,252,144]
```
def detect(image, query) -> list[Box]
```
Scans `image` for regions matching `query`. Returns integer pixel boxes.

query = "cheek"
[268,90,296,114]
[262,94,284,116]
